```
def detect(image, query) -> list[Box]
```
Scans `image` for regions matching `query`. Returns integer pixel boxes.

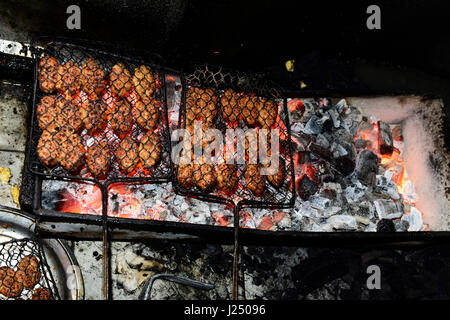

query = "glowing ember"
[355,117,425,225]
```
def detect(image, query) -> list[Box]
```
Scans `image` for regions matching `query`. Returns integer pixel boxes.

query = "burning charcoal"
[354,139,367,149]
[391,125,403,141]
[355,150,378,186]
[393,219,409,232]
[304,115,323,135]
[357,120,374,133]
[344,182,366,203]
[401,180,419,203]
[327,215,357,231]
[321,119,334,133]
[316,97,333,108]
[327,108,341,128]
[309,195,332,211]
[295,202,322,221]
[376,174,400,200]
[315,134,330,149]
[322,182,343,195]
[334,156,355,177]
[300,100,317,122]
[376,219,396,232]
[275,213,292,229]
[296,174,319,201]
[377,121,394,155]
[334,99,348,114]
[355,201,375,219]
[374,199,403,220]
[331,143,348,158]
[401,207,423,231]
[354,215,370,225]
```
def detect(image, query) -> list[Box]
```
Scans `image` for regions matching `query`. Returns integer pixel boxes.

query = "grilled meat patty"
[117,135,139,174]
[32,288,53,300]
[186,87,218,124]
[220,88,241,123]
[37,130,59,166]
[57,132,85,171]
[138,131,162,169]
[239,95,259,126]
[80,58,106,98]
[108,99,134,137]
[38,56,59,93]
[110,63,132,98]
[132,65,157,100]
[257,99,277,128]
[193,162,216,191]
[16,255,41,290]
[0,266,23,298]
[244,164,266,196]
[216,163,238,193]
[86,141,111,177]
[133,97,160,131]
[78,98,107,134]
[55,61,81,98]
[266,157,286,187]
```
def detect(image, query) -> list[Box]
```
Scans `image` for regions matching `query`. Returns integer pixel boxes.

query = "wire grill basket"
[174,64,295,210]
[28,38,172,185]
[0,239,59,300]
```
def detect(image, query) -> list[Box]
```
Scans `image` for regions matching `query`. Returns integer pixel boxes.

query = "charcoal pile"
[242,98,426,232]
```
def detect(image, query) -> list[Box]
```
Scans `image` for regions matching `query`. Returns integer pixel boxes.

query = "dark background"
[1,0,450,95]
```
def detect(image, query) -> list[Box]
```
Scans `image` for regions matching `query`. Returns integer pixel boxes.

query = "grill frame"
[19,38,449,245]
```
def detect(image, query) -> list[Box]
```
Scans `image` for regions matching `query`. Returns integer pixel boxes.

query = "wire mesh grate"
[0,239,59,300]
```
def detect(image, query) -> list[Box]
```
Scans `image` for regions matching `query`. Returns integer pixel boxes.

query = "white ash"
[401,207,424,231]
[327,215,358,231]
[394,219,409,232]
[374,199,403,220]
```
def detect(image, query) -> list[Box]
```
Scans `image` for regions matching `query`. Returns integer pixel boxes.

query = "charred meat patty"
[138,131,162,169]
[80,58,106,98]
[186,87,218,124]
[132,97,160,131]
[55,61,81,98]
[86,141,111,177]
[216,163,239,193]
[132,65,157,100]
[38,56,60,93]
[117,135,139,174]
[220,88,241,123]
[244,164,266,196]
[110,63,132,98]
[108,99,134,137]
